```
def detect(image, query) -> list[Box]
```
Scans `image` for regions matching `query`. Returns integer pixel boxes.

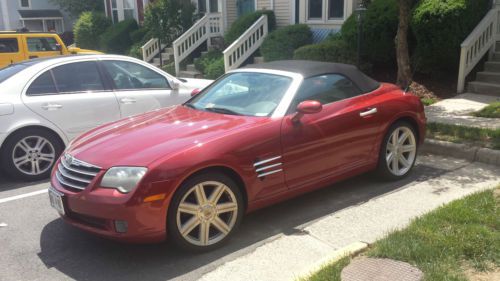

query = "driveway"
[0,154,498,281]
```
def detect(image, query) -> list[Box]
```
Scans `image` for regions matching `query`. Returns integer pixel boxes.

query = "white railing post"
[457,8,499,93]
[141,38,159,62]
[222,15,268,72]
[173,12,223,76]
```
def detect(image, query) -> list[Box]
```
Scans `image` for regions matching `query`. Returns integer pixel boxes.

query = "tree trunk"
[396,0,412,89]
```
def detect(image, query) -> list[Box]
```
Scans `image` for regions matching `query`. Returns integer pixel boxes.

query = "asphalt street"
[0,154,498,281]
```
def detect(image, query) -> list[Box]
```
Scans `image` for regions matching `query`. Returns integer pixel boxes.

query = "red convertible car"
[49,61,426,251]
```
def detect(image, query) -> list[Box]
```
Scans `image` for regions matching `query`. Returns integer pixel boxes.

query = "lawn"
[304,188,500,281]
[473,102,500,119]
[426,122,500,150]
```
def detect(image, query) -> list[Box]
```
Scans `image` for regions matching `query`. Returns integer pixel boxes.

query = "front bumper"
[50,167,171,243]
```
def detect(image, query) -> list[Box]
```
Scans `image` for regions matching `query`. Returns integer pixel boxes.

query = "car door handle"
[41,103,63,110]
[120,98,137,104]
[360,107,377,117]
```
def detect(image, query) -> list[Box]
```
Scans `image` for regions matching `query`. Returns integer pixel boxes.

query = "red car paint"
[50,83,426,243]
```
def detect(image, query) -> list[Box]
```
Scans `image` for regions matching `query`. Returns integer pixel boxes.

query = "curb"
[295,241,368,280]
[420,139,500,166]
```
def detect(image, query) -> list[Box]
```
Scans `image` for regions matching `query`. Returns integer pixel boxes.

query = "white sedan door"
[100,60,189,117]
[22,61,121,140]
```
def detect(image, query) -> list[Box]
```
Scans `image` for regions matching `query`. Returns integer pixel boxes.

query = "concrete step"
[161,52,174,61]
[186,64,197,72]
[253,56,265,64]
[476,71,500,85]
[492,52,500,61]
[178,70,203,78]
[153,57,173,65]
[484,61,500,72]
[496,41,500,52]
[163,47,173,54]
[467,81,500,96]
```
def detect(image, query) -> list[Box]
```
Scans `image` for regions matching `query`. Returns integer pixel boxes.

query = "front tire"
[0,128,63,181]
[376,121,418,180]
[167,172,244,252]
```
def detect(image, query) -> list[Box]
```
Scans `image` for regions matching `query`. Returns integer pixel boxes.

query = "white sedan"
[0,54,212,181]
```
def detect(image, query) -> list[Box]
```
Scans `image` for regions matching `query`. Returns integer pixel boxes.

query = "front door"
[237,0,255,16]
[281,74,383,190]
[24,35,62,60]
[22,60,121,140]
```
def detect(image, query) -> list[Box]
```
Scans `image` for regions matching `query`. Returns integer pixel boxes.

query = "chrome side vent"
[254,156,283,179]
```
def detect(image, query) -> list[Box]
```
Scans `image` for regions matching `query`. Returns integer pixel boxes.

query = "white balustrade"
[457,8,500,93]
[223,15,268,72]
[141,38,160,63]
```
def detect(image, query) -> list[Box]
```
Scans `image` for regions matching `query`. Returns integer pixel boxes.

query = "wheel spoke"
[199,221,210,245]
[178,202,199,215]
[216,202,238,214]
[31,161,41,174]
[398,131,409,145]
[17,140,32,153]
[38,153,55,163]
[391,154,399,172]
[180,216,200,237]
[399,155,410,168]
[391,129,399,146]
[194,184,208,205]
[386,151,394,163]
[208,184,225,204]
[35,138,47,151]
[212,216,230,235]
[14,156,29,166]
[401,144,415,153]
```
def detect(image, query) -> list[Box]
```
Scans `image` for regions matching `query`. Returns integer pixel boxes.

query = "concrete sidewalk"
[194,154,499,281]
[425,93,500,129]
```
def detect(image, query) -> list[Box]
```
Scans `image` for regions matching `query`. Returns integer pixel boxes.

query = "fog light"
[114,220,128,233]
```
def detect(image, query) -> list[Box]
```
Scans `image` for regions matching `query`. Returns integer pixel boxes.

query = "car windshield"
[0,64,29,84]
[186,72,293,117]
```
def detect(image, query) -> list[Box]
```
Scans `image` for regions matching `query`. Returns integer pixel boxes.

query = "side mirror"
[55,44,63,54]
[171,81,180,90]
[191,88,201,97]
[291,100,322,123]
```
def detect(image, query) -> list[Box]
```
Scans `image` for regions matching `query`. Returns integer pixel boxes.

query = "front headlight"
[100,167,148,193]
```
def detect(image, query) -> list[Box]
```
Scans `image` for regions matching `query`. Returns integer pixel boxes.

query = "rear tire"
[167,172,244,252]
[375,121,418,181]
[0,128,63,181]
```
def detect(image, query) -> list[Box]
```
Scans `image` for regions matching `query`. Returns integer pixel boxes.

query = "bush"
[74,12,111,50]
[162,62,176,76]
[224,10,276,44]
[194,49,223,73]
[205,57,225,79]
[127,43,142,59]
[411,0,490,73]
[294,38,356,64]
[260,24,312,62]
[100,19,139,54]
[130,28,148,44]
[341,0,398,64]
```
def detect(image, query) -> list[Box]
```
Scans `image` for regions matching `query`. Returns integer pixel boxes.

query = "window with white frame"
[19,0,31,9]
[110,0,136,23]
[307,0,345,21]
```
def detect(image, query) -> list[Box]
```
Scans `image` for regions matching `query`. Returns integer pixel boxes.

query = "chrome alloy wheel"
[11,136,56,176]
[176,181,239,246]
[385,127,416,176]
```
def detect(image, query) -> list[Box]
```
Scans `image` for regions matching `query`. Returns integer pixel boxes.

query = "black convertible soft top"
[246,60,381,93]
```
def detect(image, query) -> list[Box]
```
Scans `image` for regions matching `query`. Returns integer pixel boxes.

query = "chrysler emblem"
[64,154,74,166]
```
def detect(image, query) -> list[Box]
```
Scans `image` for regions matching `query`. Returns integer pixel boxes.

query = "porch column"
[42,20,47,32]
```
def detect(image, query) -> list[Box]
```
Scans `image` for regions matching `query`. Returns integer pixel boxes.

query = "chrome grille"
[56,154,101,191]
[254,156,283,179]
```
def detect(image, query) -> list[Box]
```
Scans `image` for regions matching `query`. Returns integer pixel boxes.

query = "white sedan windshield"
[187,72,292,117]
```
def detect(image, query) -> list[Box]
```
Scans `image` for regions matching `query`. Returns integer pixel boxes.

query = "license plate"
[49,187,65,216]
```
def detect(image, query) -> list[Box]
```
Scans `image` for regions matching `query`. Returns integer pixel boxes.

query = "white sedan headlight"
[100,167,148,193]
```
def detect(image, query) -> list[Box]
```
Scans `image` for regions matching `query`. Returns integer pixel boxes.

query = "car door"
[22,60,121,140]
[100,59,185,118]
[281,74,383,190]
[0,36,25,66]
[23,35,61,59]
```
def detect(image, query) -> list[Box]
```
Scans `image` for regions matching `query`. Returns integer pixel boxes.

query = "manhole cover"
[341,257,423,281]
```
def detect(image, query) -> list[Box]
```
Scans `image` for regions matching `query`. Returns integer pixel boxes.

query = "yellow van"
[0,32,101,68]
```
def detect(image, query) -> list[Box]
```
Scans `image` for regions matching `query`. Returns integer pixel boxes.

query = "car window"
[27,71,57,95]
[289,74,362,112]
[52,61,105,93]
[102,60,170,90]
[26,37,58,52]
[0,38,19,53]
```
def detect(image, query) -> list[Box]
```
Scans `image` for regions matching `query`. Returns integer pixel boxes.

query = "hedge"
[341,0,398,64]
[194,49,223,73]
[411,0,490,73]
[100,19,139,54]
[260,24,313,62]
[74,12,111,50]
[204,57,225,79]
[294,38,357,65]
[224,10,276,44]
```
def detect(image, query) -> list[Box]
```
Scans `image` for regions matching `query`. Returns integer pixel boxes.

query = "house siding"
[256,0,291,27]
[1,0,75,31]
[226,0,237,28]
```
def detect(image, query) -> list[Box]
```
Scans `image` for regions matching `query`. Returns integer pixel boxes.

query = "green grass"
[303,189,500,281]
[473,102,500,118]
[421,98,438,106]
[426,122,500,150]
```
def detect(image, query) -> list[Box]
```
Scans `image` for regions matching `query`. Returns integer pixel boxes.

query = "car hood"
[67,106,258,168]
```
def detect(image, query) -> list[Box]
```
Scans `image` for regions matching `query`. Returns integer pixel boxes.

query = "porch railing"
[457,8,500,93]
[223,15,268,72]
[141,38,161,63]
[173,13,223,74]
